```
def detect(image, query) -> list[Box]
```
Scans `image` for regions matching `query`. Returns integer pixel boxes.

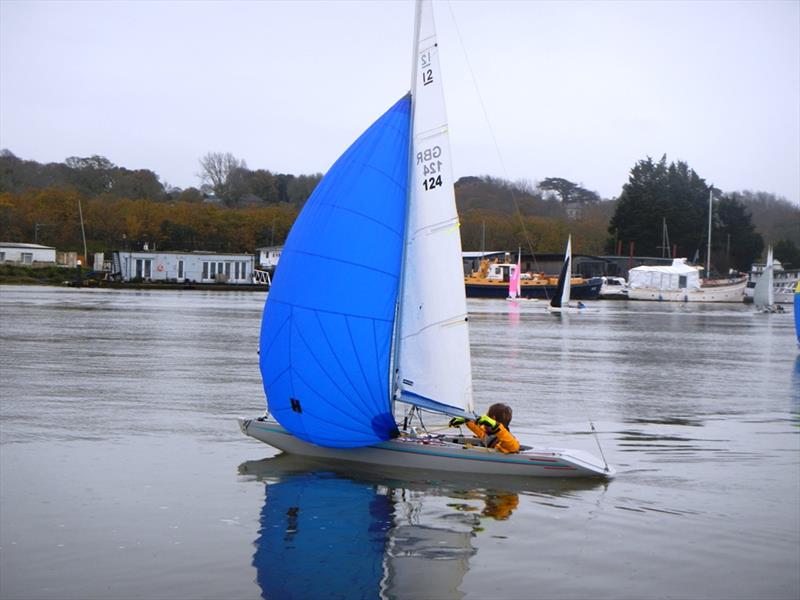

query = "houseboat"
[744,258,799,304]
[464,258,602,300]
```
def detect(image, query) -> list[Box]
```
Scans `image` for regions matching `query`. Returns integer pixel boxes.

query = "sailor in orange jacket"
[449,402,520,454]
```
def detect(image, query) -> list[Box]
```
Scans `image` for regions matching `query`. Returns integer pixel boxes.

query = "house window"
[225,262,231,278]
[135,258,152,279]
[0,251,5,262]
[202,262,209,279]
[21,252,33,265]
[177,260,184,279]
[678,275,687,288]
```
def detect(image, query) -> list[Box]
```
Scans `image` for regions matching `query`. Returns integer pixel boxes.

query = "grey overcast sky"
[1,0,798,204]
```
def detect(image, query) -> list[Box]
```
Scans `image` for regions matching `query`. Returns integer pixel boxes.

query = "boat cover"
[628,258,701,291]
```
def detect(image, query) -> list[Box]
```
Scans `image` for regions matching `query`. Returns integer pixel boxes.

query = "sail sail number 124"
[418,145,443,191]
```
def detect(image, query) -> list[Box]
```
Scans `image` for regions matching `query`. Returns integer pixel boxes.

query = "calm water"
[1,286,798,600]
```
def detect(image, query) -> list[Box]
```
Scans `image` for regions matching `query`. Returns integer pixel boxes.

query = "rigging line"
[444,0,548,291]
[446,1,607,458]
[588,418,611,473]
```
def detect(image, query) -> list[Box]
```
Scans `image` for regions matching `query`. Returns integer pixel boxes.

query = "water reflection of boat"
[240,452,609,495]
[240,453,609,600]
[242,457,476,600]
[251,472,391,600]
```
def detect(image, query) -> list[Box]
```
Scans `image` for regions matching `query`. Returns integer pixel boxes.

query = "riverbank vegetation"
[1,150,798,270]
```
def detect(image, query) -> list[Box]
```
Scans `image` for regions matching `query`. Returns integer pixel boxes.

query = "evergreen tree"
[773,239,800,269]
[610,155,708,259]
[715,195,763,272]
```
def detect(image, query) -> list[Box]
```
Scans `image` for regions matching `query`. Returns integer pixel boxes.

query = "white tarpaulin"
[628,258,701,291]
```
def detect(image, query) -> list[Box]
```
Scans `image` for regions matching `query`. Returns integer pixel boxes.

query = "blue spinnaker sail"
[259,95,411,447]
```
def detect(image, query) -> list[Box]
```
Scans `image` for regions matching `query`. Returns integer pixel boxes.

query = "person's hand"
[476,414,499,433]
[449,417,467,427]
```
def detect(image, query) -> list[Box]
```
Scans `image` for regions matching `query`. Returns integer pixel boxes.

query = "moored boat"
[465,258,602,300]
[599,276,629,299]
[627,258,746,303]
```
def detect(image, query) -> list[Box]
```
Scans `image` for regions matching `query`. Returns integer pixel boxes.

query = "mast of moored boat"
[706,188,712,278]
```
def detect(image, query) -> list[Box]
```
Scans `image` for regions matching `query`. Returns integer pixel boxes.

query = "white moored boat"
[628,258,746,302]
[599,276,628,299]
[240,0,614,480]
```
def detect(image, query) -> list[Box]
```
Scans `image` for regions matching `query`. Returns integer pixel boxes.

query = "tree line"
[1,149,797,271]
[609,155,799,272]
[0,150,322,208]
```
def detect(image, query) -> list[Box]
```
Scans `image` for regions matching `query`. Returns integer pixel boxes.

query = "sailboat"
[794,281,800,348]
[547,235,586,312]
[239,0,614,479]
[507,248,522,300]
[753,246,778,313]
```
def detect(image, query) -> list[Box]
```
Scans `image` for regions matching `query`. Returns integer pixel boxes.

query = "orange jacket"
[466,420,520,454]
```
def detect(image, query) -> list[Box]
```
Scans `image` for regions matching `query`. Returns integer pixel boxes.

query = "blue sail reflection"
[240,453,612,599]
[253,473,392,600]
[247,465,484,600]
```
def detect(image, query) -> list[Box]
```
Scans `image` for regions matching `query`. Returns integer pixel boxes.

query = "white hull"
[599,290,628,299]
[628,279,746,303]
[599,277,628,299]
[239,418,615,479]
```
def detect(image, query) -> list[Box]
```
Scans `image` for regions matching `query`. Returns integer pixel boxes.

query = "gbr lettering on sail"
[418,145,442,191]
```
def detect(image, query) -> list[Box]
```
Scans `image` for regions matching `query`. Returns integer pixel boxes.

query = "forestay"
[395,0,475,417]
[259,96,411,448]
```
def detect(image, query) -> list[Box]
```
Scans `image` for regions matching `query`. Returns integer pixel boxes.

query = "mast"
[391,0,423,404]
[394,0,474,417]
[706,188,712,278]
[78,198,88,266]
[410,0,422,95]
[659,217,671,259]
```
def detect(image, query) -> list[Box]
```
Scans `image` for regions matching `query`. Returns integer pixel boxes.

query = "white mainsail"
[560,235,572,306]
[395,0,474,415]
